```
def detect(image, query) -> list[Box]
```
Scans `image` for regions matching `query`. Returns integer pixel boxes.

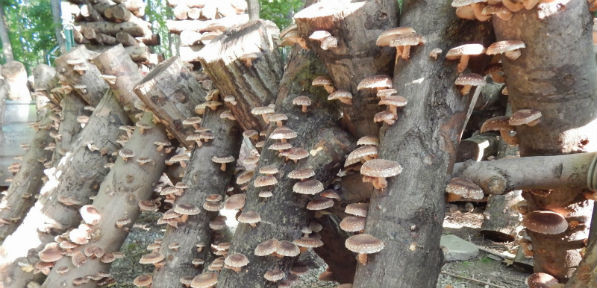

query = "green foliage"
[259,0,303,30]
[1,0,57,70]
[145,0,175,59]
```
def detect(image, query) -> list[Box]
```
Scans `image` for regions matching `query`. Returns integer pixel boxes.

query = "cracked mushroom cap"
[486,40,525,55]
[174,203,201,215]
[224,193,246,210]
[445,177,484,200]
[80,205,102,225]
[340,216,366,232]
[446,44,485,60]
[270,127,298,141]
[259,164,279,175]
[237,210,261,225]
[321,189,341,200]
[251,106,275,116]
[287,168,315,180]
[191,271,219,288]
[293,179,324,195]
[254,175,278,187]
[361,159,403,178]
[286,147,309,162]
[236,171,254,186]
[212,155,235,165]
[345,145,378,167]
[345,234,384,254]
[293,95,312,107]
[139,251,165,265]
[357,136,379,146]
[306,197,334,210]
[39,242,63,262]
[357,75,392,90]
[119,148,135,160]
[345,202,369,217]
[267,113,288,123]
[294,237,324,248]
[255,239,279,256]
[312,76,333,87]
[455,73,486,86]
[509,109,542,126]
[264,269,285,282]
[526,272,559,288]
[389,34,424,47]
[269,142,293,151]
[328,90,353,103]
[379,95,408,107]
[133,274,153,287]
[277,240,300,257]
[224,253,249,268]
[523,210,568,235]
[376,27,416,46]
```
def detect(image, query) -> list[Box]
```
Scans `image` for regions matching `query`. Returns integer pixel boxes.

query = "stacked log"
[166,0,249,63]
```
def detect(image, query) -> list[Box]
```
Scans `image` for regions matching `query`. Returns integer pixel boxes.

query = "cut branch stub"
[197,20,283,131]
[134,56,207,148]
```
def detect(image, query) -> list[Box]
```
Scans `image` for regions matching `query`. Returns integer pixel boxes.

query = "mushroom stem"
[323,85,335,94]
[460,85,472,96]
[457,55,470,73]
[301,105,308,113]
[499,130,519,145]
[180,161,188,169]
[357,253,368,265]
[220,163,227,172]
[276,120,283,127]
[401,45,411,60]
[504,50,521,61]
[387,105,398,119]
[261,115,270,124]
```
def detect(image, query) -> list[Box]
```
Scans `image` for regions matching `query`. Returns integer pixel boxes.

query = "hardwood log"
[294,0,398,137]
[41,112,168,288]
[1,61,31,102]
[55,46,108,106]
[566,205,597,288]
[115,31,137,46]
[493,0,597,279]
[121,0,145,17]
[0,91,130,288]
[166,15,249,34]
[217,49,353,288]
[31,64,57,93]
[456,134,499,162]
[53,93,87,162]
[480,191,524,242]
[179,30,203,47]
[197,20,283,131]
[125,45,158,65]
[351,0,493,286]
[79,17,152,38]
[134,56,207,148]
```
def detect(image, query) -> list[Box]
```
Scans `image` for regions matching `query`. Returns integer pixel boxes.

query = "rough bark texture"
[0,108,55,241]
[313,216,356,284]
[566,205,596,288]
[32,64,57,93]
[352,1,493,286]
[493,0,597,279]
[294,0,398,137]
[53,93,87,162]
[1,61,31,102]
[0,92,130,288]
[198,20,283,131]
[455,134,499,162]
[480,191,523,242]
[134,56,206,148]
[55,46,109,106]
[152,107,241,287]
[217,49,352,288]
[79,16,151,38]
[42,112,168,288]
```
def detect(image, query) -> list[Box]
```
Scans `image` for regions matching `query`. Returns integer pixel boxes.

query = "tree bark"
[115,31,137,46]
[134,56,207,148]
[166,15,249,34]
[246,0,259,20]
[0,7,13,61]
[0,91,130,288]
[493,0,597,280]
[53,93,87,163]
[455,134,499,162]
[294,0,398,137]
[152,106,241,287]
[197,20,283,131]
[41,112,168,288]
[1,61,31,102]
[480,191,524,242]
[352,0,493,286]
[566,205,597,288]
[32,64,57,94]
[51,0,65,52]
[55,46,108,106]
[79,17,152,38]
[0,108,56,241]
[217,49,353,288]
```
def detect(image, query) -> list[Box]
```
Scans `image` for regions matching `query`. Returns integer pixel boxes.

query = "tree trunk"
[0,91,130,288]
[32,64,57,94]
[352,0,493,286]
[1,61,31,102]
[566,204,597,288]
[55,46,108,106]
[134,56,206,148]
[0,108,56,241]
[293,0,398,137]
[51,0,65,53]
[216,49,353,288]
[480,191,524,242]
[53,93,87,163]
[246,0,259,20]
[492,0,597,280]
[152,106,241,287]
[197,20,283,131]
[0,7,13,61]
[41,112,168,288]
[115,31,137,46]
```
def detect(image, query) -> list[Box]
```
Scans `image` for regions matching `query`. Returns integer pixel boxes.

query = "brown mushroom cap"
[328,90,353,104]
[306,197,335,210]
[345,202,369,217]
[209,216,227,230]
[259,164,279,175]
[287,168,315,180]
[203,200,224,212]
[236,171,254,185]
[79,205,102,225]
[285,147,310,162]
[268,142,293,151]
[255,239,279,256]
[212,155,235,164]
[174,203,201,215]
[480,115,511,133]
[237,210,261,224]
[133,274,153,287]
[293,179,324,195]
[357,136,379,146]
[312,76,333,86]
[139,251,165,264]
[345,234,384,254]
[293,237,324,248]
[254,175,278,187]
[376,27,416,46]
[360,159,403,178]
[526,272,559,288]
[264,269,285,282]
[267,113,288,124]
[270,127,298,141]
[373,110,396,125]
[446,44,485,59]
[276,240,300,257]
[224,193,246,210]
[379,95,408,107]
[224,253,249,268]
[259,190,274,198]
[523,210,568,235]
[191,271,219,288]
[340,216,366,232]
[345,145,378,167]
[357,75,393,91]
[486,40,526,55]
[455,73,486,86]
[321,189,341,200]
[251,106,275,116]
[389,34,424,47]
[509,109,542,126]
[39,242,63,262]
[445,177,484,200]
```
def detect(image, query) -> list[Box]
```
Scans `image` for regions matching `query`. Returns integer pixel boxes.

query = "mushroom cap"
[269,142,293,151]
[208,257,225,271]
[79,205,102,225]
[310,222,323,232]
[39,242,63,262]
[480,116,511,132]
[160,186,179,196]
[285,147,309,161]
[293,95,312,106]
[293,179,324,195]
[182,117,202,126]
[379,95,408,107]
[306,197,335,210]
[377,88,398,98]
[254,175,278,187]
[445,177,484,200]
[170,153,190,162]
[345,202,369,217]
[360,159,403,178]
[276,240,300,257]
[133,274,153,287]
[224,253,249,268]
[309,30,332,41]
[251,106,275,115]
[455,73,486,86]
[446,44,485,59]
[290,265,309,275]
[374,110,395,123]
[287,168,315,180]
[451,0,487,7]
[209,216,227,230]
[212,155,235,164]
[236,171,254,185]
[345,234,384,254]
[264,269,285,282]
[526,272,559,288]
[312,76,333,86]
[203,200,224,212]
[357,136,379,146]
[174,203,201,215]
[340,216,366,232]
[345,145,378,167]
[321,189,341,200]
[139,251,165,264]
[376,27,416,46]
[259,190,274,198]
[523,210,568,235]
[328,90,353,101]
[119,148,135,158]
[138,200,158,212]
[255,239,279,256]
[486,40,526,55]
[293,237,324,248]
[191,272,219,288]
[267,113,288,122]
[259,164,279,175]
[224,193,246,210]
[270,127,298,141]
[509,109,542,126]
[238,210,261,224]
[389,34,424,47]
[357,75,393,90]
